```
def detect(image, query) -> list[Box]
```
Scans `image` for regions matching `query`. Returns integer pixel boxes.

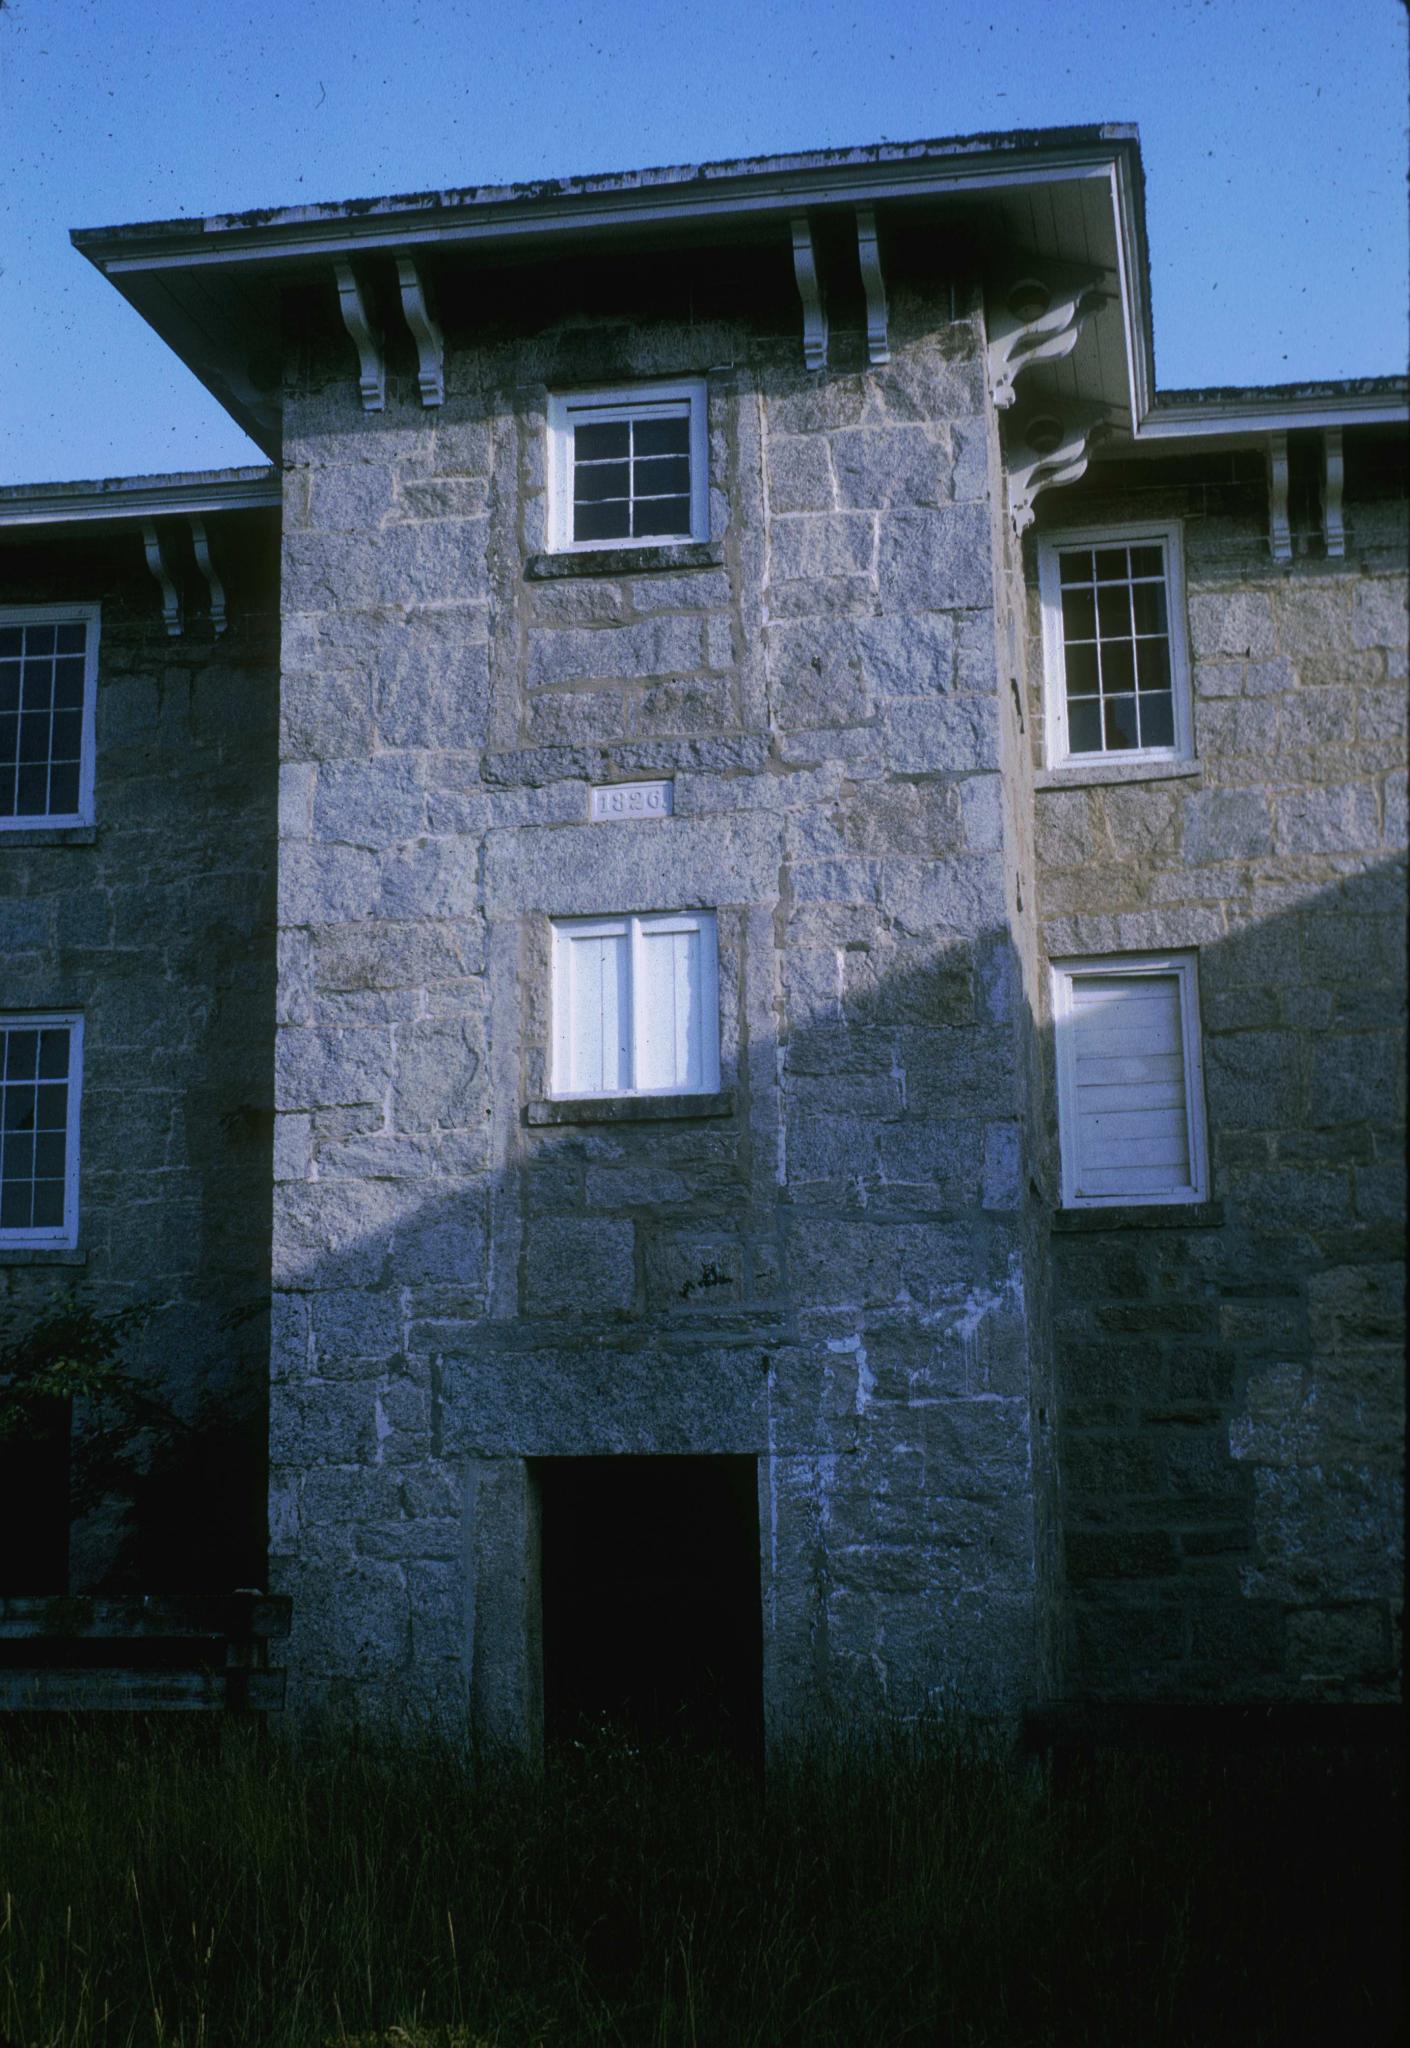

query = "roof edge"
[0,466,280,529]
[71,124,1140,250]
[1134,377,1409,441]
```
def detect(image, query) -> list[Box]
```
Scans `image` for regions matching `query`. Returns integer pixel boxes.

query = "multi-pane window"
[548,384,707,551]
[1051,954,1207,1208]
[0,1016,82,1246]
[551,911,720,1097]
[1037,527,1191,769]
[0,606,99,826]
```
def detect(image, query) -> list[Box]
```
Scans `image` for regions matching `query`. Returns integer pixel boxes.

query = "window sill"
[1051,1200,1224,1234]
[0,825,97,848]
[1035,759,1201,791]
[526,1089,734,1127]
[0,1247,87,1266]
[525,540,724,582]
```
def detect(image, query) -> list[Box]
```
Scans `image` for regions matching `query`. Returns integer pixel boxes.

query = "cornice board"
[0,473,280,528]
[1133,396,1408,439]
[74,152,1125,274]
[61,128,1406,469]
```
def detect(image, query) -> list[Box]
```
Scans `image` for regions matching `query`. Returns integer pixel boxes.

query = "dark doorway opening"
[0,1397,70,1592]
[536,1454,763,1759]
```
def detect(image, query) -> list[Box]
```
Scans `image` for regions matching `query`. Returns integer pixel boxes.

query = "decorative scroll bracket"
[1005,405,1106,538]
[1267,431,1292,563]
[1321,427,1345,559]
[189,515,227,635]
[395,255,444,406]
[140,521,182,637]
[986,262,1108,411]
[333,258,385,412]
[855,206,889,365]
[790,215,828,372]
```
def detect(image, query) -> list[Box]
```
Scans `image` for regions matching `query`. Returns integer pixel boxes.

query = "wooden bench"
[0,1590,291,1713]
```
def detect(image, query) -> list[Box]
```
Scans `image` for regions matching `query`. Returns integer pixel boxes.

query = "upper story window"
[1051,952,1208,1209]
[0,1014,83,1248]
[1037,525,1192,771]
[548,382,708,552]
[0,605,99,828]
[551,910,720,1098]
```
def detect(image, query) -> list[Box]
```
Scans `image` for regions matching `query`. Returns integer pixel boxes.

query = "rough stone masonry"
[269,269,1058,1738]
[7,130,1402,1742]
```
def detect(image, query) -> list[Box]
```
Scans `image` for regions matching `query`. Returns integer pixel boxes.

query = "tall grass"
[0,1717,1400,2047]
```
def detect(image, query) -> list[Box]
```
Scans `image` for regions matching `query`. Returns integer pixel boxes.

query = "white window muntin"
[1038,524,1192,771]
[0,1012,83,1248]
[0,604,100,829]
[551,910,720,1098]
[548,382,708,552]
[1052,952,1207,1208]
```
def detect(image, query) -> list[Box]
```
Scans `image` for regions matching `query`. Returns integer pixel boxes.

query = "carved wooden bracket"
[140,521,182,636]
[395,255,444,406]
[1321,428,1345,558]
[790,215,828,372]
[333,259,385,412]
[855,206,889,365]
[987,264,1107,410]
[189,515,227,635]
[1005,406,1105,537]
[1267,431,1292,563]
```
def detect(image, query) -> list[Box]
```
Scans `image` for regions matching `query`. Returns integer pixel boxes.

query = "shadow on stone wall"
[0,523,280,1598]
[1045,854,1405,1704]
[262,847,1403,1733]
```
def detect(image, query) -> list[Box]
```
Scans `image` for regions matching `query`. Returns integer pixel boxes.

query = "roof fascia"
[1133,392,1409,441]
[75,145,1127,275]
[0,470,281,530]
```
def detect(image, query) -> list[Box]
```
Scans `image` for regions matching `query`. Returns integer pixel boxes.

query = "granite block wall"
[269,271,1055,1737]
[0,516,279,1589]
[1028,448,1406,1701]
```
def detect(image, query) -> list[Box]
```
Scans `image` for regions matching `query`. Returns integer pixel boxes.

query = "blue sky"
[1,0,1405,484]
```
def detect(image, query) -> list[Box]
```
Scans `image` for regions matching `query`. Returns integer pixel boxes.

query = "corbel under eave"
[333,258,386,412]
[855,206,890,366]
[790,215,828,372]
[1005,406,1106,538]
[395,255,445,406]
[1267,431,1292,563]
[140,521,182,637]
[986,264,1108,411]
[189,515,227,635]
[1320,427,1345,559]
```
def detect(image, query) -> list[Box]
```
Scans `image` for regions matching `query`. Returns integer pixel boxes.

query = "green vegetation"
[0,1719,1399,2046]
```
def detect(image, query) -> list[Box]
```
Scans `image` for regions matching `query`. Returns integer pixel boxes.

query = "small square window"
[1038,527,1192,772]
[551,911,720,1097]
[0,606,99,828]
[548,383,708,552]
[0,1013,82,1247]
[1051,953,1207,1208]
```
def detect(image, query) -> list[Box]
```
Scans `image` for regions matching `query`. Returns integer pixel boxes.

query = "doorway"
[536,1454,763,1758]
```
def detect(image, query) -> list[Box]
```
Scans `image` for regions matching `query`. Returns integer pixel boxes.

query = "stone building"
[1,127,1404,1744]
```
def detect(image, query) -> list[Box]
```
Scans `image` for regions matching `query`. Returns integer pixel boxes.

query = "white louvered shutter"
[1061,966,1203,1203]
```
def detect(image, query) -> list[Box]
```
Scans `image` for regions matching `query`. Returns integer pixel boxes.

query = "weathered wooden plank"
[0,1667,286,1711]
[0,1669,225,1710]
[0,1594,291,1641]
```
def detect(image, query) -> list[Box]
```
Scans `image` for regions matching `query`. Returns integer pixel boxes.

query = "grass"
[0,1717,1401,2047]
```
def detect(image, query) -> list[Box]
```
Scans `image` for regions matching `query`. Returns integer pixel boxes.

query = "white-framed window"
[0,1014,83,1247]
[1038,525,1192,770]
[551,911,720,1097]
[547,382,708,552]
[0,605,100,828]
[1052,952,1208,1208]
